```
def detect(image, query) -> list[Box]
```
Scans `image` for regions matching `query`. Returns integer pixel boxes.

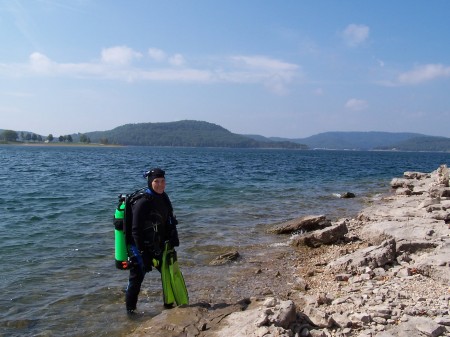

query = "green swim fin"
[161,244,175,306]
[161,242,189,306]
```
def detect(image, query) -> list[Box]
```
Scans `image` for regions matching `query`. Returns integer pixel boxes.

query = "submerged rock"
[340,192,356,198]
[209,250,240,266]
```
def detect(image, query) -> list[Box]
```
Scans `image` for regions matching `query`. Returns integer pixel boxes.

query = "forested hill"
[256,131,450,151]
[85,120,305,148]
[292,131,424,150]
[3,123,449,151]
[375,136,450,152]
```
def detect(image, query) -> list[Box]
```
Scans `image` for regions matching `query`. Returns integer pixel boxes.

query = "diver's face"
[151,177,166,194]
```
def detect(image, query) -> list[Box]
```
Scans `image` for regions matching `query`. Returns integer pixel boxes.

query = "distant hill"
[85,120,305,149]
[246,131,450,151]
[292,131,427,150]
[3,124,450,151]
[375,136,450,152]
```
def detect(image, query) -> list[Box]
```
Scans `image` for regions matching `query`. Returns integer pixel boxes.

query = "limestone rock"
[327,239,396,272]
[291,222,348,248]
[268,215,331,235]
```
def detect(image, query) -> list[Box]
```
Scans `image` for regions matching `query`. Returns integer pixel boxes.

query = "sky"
[1,0,450,139]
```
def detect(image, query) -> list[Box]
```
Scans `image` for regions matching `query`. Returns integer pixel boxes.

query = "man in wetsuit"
[125,168,179,313]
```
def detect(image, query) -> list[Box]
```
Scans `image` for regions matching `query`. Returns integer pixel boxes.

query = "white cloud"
[138,68,211,82]
[232,55,298,72]
[345,98,368,111]
[227,55,300,95]
[342,24,369,46]
[397,64,450,85]
[148,48,185,66]
[0,48,300,94]
[148,48,166,61]
[101,46,142,66]
[29,52,52,73]
[1,90,34,98]
[168,53,186,66]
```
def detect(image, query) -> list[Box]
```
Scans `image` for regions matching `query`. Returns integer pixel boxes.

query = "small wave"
[28,215,42,222]
[268,242,289,247]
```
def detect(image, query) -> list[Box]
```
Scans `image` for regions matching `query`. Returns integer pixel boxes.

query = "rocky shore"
[129,165,450,337]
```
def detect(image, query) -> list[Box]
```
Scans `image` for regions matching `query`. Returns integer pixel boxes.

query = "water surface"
[1,146,449,336]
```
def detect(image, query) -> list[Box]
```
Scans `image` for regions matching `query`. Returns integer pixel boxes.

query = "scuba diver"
[124,168,187,313]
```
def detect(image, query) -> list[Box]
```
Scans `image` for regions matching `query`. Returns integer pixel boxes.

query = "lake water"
[1,145,449,337]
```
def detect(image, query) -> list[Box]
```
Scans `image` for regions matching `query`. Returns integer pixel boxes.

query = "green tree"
[1,130,18,141]
[32,133,38,142]
[67,135,73,143]
[100,138,108,145]
[47,134,54,142]
[26,133,31,141]
[79,134,88,143]
[59,135,65,142]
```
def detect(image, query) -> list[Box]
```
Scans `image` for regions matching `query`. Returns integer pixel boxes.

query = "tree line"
[0,129,109,144]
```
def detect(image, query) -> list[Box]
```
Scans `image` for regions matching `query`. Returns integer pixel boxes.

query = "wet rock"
[129,306,207,337]
[292,222,348,248]
[209,250,240,266]
[268,215,331,234]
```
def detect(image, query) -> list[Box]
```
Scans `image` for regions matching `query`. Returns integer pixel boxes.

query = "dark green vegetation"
[375,136,450,152]
[2,122,450,151]
[84,121,305,148]
[0,129,104,145]
[249,131,450,152]
[295,131,423,150]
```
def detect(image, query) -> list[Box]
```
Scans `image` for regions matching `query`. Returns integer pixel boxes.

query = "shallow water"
[1,145,449,336]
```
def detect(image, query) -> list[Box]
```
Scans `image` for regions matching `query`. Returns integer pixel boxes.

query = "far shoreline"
[0,141,123,148]
[2,141,449,152]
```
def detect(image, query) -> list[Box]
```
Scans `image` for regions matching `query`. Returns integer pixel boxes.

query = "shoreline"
[1,141,123,148]
[2,141,449,153]
[129,165,450,337]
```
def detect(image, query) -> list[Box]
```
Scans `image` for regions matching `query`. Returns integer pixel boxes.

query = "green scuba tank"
[114,198,129,270]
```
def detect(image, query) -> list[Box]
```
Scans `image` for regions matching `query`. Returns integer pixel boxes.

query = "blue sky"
[1,0,450,138]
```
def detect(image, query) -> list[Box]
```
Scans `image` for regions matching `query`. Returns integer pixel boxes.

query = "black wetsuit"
[125,190,179,311]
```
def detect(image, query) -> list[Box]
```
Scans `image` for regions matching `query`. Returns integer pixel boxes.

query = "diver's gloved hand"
[124,256,138,269]
[169,229,179,247]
